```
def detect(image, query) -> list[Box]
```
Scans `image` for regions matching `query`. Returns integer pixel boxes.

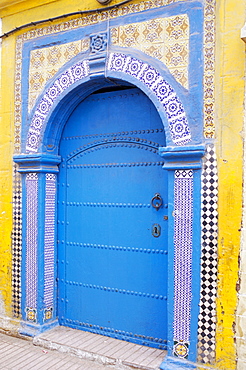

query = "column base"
[19,319,59,337]
[160,356,196,370]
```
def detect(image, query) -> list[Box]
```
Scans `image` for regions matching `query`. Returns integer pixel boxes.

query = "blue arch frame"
[14,45,204,368]
[23,47,195,155]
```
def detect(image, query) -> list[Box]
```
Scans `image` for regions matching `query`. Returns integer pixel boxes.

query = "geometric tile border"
[173,169,194,359]
[203,0,216,139]
[197,144,218,364]
[25,173,38,320]
[11,165,22,318]
[44,173,57,321]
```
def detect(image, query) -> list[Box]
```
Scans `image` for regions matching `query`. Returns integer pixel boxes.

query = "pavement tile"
[0,329,165,370]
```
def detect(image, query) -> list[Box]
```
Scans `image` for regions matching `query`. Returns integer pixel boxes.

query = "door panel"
[58,87,168,349]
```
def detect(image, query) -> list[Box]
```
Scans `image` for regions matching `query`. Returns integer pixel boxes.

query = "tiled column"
[14,154,60,336]
[159,145,204,369]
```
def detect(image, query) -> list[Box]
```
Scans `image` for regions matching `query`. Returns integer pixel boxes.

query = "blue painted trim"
[57,161,67,323]
[53,174,58,323]
[160,356,196,370]
[166,169,175,357]
[188,169,202,362]
[13,154,61,173]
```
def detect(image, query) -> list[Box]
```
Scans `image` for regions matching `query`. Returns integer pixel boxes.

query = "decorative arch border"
[26,52,191,153]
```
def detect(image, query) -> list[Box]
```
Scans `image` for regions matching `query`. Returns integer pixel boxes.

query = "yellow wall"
[215,0,246,369]
[0,0,132,33]
[0,35,15,315]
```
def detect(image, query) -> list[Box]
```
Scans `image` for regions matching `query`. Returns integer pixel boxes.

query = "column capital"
[13,153,61,173]
[159,145,205,170]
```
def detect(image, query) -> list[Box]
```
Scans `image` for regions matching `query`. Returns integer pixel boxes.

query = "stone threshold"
[33,326,167,370]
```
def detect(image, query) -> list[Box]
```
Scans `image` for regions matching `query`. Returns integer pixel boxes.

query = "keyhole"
[152,223,161,237]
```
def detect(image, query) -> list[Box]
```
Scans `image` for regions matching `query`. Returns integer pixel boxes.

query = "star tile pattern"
[111,14,189,89]
[173,170,193,358]
[197,144,218,364]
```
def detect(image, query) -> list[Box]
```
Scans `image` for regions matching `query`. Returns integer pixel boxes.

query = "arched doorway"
[57,86,168,349]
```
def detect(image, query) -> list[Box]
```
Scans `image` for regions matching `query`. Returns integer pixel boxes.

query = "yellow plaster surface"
[0,0,187,34]
[0,35,16,316]
[215,0,246,368]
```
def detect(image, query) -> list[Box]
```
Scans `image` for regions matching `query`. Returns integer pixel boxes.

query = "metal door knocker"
[151,193,163,210]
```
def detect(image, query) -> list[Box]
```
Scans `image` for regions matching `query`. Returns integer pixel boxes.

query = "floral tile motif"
[111,15,189,89]
[29,39,89,112]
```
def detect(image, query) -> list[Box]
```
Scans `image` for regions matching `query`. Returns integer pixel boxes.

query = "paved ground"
[0,329,166,370]
[0,332,123,369]
[35,326,166,370]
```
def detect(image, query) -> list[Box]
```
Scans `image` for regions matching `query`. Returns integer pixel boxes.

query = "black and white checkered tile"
[11,165,22,318]
[197,144,218,364]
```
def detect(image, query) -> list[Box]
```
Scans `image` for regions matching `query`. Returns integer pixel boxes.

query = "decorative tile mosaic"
[14,37,23,153]
[197,144,218,364]
[44,174,56,318]
[11,165,22,318]
[111,14,189,89]
[25,307,37,323]
[203,0,216,138]
[26,50,190,152]
[26,60,89,152]
[44,307,53,321]
[14,0,213,153]
[29,39,89,112]
[173,169,193,359]
[90,33,107,53]
[25,173,38,317]
[107,52,191,145]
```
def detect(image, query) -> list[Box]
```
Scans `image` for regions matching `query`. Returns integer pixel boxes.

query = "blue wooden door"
[58,87,168,349]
